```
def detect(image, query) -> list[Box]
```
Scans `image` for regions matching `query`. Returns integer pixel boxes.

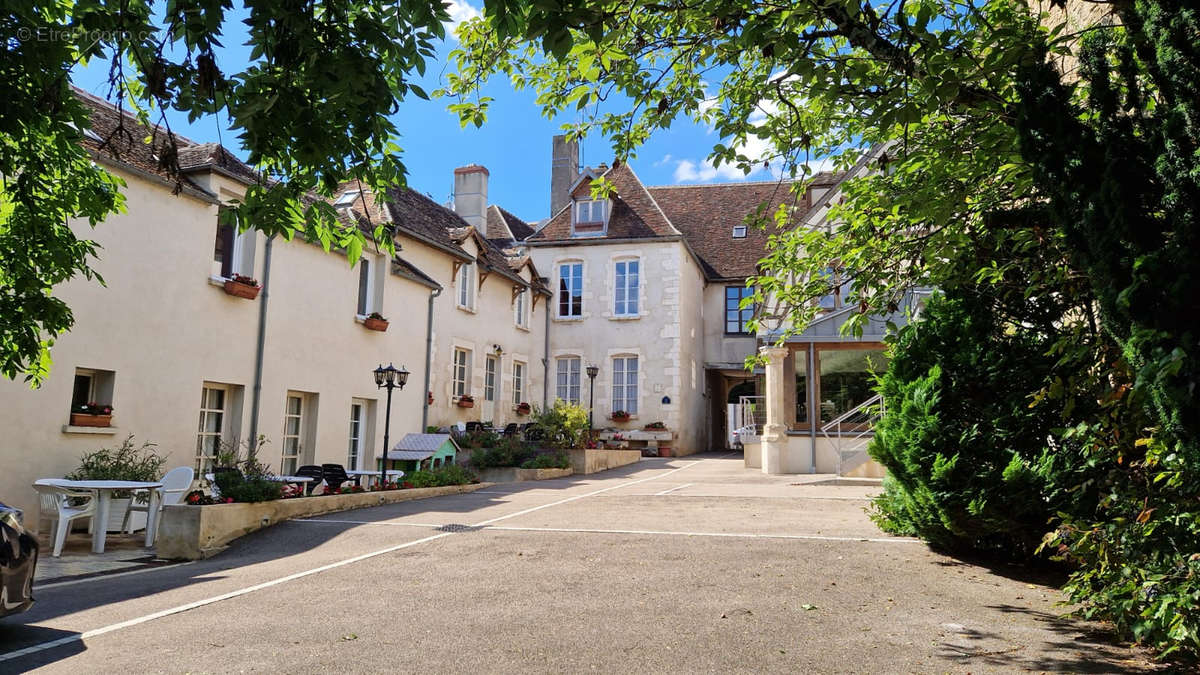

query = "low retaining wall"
[156,483,490,560]
[568,448,642,474]
[475,467,573,483]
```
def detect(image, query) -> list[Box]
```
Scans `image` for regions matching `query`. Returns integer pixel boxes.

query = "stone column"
[760,345,789,475]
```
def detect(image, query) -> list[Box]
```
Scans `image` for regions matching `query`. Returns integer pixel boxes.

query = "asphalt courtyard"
[1,453,1157,673]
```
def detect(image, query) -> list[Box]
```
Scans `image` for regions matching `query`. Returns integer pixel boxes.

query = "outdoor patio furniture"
[345,469,404,487]
[465,421,485,433]
[33,479,163,554]
[523,425,545,442]
[321,464,353,490]
[32,483,96,557]
[122,466,194,534]
[294,465,325,494]
[502,423,519,437]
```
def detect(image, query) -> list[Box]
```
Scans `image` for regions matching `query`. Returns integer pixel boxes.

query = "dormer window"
[572,199,609,237]
[334,190,360,208]
[732,225,747,238]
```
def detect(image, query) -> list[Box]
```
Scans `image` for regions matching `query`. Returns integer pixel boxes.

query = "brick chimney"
[550,135,579,218]
[453,164,489,232]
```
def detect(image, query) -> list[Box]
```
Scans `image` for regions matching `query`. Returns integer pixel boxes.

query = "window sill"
[62,425,120,435]
[552,316,584,323]
[609,314,642,321]
[515,323,531,332]
[608,414,639,422]
[456,304,478,315]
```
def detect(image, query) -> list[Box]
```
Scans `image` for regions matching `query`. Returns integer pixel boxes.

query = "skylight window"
[334,190,361,207]
[732,225,748,238]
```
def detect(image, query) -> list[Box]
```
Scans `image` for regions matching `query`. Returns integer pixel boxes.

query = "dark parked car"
[0,501,37,617]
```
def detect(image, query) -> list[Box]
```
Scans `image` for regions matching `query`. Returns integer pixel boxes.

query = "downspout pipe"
[542,292,551,409]
[248,234,276,451]
[420,286,442,430]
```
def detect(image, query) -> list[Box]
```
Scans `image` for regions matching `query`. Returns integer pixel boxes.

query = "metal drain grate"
[436,523,481,533]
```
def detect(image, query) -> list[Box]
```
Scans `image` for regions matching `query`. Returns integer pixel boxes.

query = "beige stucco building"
[1,96,908,521]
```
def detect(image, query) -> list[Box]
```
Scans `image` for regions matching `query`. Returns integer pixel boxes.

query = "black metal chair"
[321,463,353,490]
[295,465,325,495]
[502,423,519,437]
[465,421,485,433]
[523,425,545,443]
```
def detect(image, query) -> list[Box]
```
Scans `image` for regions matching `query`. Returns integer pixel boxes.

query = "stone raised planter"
[156,482,490,560]
[568,448,642,474]
[475,467,573,483]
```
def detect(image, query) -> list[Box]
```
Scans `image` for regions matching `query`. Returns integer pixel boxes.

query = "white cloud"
[653,154,673,167]
[444,0,480,32]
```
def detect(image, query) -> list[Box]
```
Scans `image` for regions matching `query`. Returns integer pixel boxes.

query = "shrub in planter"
[213,471,282,503]
[404,465,478,488]
[521,451,570,470]
[461,429,501,450]
[529,400,589,449]
[67,435,167,531]
[470,437,534,468]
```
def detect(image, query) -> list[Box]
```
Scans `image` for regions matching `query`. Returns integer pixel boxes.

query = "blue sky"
[69,2,775,224]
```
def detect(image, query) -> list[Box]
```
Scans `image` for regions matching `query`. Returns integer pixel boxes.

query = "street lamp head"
[396,365,410,389]
[586,364,599,380]
[373,364,387,387]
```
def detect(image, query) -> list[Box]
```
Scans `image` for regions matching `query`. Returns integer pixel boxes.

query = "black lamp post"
[586,364,599,434]
[373,363,409,487]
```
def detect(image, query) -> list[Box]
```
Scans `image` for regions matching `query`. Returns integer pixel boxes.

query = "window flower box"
[70,402,113,427]
[363,313,389,332]
[223,274,261,300]
[70,413,113,427]
[611,410,631,423]
[456,395,475,409]
[515,402,531,416]
[643,421,666,431]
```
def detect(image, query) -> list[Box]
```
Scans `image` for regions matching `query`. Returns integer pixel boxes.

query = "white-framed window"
[69,367,116,419]
[575,199,606,223]
[514,288,529,328]
[282,394,304,475]
[457,262,477,310]
[612,356,639,414]
[558,262,583,317]
[556,356,581,404]
[347,401,365,470]
[356,258,373,315]
[732,225,748,238]
[212,207,253,279]
[614,259,640,316]
[513,361,526,405]
[453,348,472,397]
[196,385,228,472]
[485,355,498,402]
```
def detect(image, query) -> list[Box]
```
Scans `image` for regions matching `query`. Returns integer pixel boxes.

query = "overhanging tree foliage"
[2,0,447,382]
[447,0,1200,657]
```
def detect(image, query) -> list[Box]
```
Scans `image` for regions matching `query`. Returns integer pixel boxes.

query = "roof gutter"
[525,235,683,248]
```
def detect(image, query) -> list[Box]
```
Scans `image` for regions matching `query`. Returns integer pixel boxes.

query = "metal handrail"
[820,393,883,431]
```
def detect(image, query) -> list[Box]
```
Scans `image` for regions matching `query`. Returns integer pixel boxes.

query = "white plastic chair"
[33,483,96,557]
[123,466,194,533]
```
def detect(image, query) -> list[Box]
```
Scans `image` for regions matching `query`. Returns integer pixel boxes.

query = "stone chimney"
[550,135,579,217]
[453,164,489,232]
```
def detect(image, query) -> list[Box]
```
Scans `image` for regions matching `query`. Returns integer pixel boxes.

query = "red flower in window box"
[456,395,475,408]
[363,312,389,332]
[515,402,531,416]
[610,410,631,422]
[223,274,260,299]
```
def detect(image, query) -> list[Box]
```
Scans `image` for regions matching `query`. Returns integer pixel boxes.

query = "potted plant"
[66,435,166,532]
[456,394,475,408]
[363,311,389,331]
[643,421,667,431]
[70,402,114,427]
[223,273,261,299]
[611,410,631,422]
[515,401,531,416]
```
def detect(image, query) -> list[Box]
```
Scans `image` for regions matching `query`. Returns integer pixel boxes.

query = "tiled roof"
[391,256,441,289]
[391,433,459,454]
[529,162,677,242]
[648,175,839,280]
[496,206,536,241]
[74,87,258,191]
[381,188,473,260]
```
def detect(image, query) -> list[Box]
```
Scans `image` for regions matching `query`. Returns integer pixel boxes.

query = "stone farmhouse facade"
[0,91,894,519]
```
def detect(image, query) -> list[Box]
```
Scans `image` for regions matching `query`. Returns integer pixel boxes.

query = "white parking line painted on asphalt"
[482,525,923,544]
[294,519,441,528]
[3,457,721,662]
[653,483,693,496]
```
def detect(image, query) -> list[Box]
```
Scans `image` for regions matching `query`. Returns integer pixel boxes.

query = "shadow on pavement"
[0,625,86,670]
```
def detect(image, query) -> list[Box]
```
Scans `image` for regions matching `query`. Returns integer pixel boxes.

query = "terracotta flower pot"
[611,413,630,423]
[363,317,389,332]
[658,447,672,458]
[223,279,260,300]
[70,413,112,427]
[457,399,475,408]
[516,405,531,416]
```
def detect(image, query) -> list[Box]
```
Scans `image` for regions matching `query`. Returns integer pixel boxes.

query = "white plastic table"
[34,478,163,553]
[346,469,404,486]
